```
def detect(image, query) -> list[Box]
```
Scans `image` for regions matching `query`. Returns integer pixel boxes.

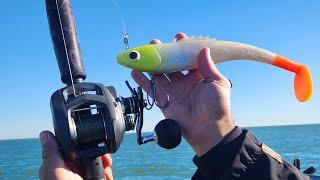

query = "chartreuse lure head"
[117,44,161,72]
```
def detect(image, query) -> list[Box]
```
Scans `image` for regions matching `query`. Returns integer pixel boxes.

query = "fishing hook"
[145,74,170,110]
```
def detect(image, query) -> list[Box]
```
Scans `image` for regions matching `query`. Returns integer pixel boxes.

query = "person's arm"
[39,131,113,180]
[132,32,309,180]
[192,127,309,180]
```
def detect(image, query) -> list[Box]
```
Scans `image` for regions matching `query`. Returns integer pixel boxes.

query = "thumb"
[198,48,223,81]
[102,154,113,180]
[102,154,112,168]
[39,131,65,167]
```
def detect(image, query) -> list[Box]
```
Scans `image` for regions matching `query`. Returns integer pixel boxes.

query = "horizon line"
[0,123,319,141]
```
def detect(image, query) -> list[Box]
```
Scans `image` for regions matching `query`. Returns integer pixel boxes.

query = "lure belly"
[117,37,313,102]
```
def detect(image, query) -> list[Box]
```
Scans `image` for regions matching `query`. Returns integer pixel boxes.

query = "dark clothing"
[192,127,309,180]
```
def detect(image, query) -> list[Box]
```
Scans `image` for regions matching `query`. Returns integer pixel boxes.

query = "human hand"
[132,32,235,156]
[39,131,113,180]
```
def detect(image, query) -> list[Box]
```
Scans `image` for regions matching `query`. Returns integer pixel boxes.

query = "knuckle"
[42,148,48,159]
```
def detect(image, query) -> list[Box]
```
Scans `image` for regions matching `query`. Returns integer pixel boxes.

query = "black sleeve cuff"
[192,126,309,180]
[192,126,244,178]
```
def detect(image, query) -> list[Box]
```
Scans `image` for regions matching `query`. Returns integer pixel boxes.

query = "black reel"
[50,80,182,179]
[51,83,133,160]
[50,80,182,159]
[51,82,133,179]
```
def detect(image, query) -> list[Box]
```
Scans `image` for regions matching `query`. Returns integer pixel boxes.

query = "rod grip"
[45,0,86,84]
[80,157,106,180]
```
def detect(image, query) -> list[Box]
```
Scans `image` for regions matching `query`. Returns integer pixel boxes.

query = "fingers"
[131,70,152,95]
[174,33,188,79]
[149,39,165,85]
[198,48,223,81]
[185,69,203,84]
[131,38,163,93]
[153,73,171,87]
[102,154,113,180]
[39,131,66,180]
[132,32,189,94]
[150,39,161,44]
[102,154,112,167]
[132,37,169,92]
[149,39,170,86]
[175,32,188,41]
[168,71,185,82]
[65,160,81,173]
[104,167,113,180]
[154,33,187,84]
[39,131,65,167]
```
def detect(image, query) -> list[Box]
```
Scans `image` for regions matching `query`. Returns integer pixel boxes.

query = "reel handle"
[80,157,106,180]
[140,119,182,149]
[45,0,86,85]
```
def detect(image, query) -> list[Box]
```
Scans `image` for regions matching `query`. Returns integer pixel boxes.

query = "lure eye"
[128,51,140,60]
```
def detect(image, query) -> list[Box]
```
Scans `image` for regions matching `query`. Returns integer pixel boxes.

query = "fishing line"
[55,0,77,96]
[110,0,130,49]
[110,0,170,109]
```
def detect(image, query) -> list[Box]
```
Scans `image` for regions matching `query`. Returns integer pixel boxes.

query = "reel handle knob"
[154,119,182,149]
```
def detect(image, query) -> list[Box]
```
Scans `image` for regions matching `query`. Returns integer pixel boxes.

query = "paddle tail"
[272,55,313,102]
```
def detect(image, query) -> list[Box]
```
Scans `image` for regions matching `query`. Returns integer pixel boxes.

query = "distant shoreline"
[1,123,319,141]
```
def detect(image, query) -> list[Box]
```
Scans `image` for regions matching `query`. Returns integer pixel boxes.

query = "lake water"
[0,124,319,179]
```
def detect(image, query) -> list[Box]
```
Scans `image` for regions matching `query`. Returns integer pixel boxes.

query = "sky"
[0,0,319,140]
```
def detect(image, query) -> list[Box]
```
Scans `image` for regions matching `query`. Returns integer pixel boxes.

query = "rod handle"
[45,0,86,84]
[80,157,106,180]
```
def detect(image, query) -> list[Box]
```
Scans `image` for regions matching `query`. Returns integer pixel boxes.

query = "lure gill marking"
[117,36,313,102]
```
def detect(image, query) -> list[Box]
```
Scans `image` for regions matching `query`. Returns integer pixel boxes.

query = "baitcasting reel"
[46,0,181,179]
[51,81,182,159]
[50,80,181,179]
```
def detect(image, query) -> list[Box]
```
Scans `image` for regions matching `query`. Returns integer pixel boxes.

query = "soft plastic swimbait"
[117,37,312,102]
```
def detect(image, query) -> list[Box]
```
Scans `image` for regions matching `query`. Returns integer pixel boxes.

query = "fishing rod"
[45,0,181,179]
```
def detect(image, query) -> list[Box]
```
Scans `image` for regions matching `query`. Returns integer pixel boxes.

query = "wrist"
[189,116,235,157]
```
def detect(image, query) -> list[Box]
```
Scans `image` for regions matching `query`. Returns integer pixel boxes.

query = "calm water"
[0,124,319,179]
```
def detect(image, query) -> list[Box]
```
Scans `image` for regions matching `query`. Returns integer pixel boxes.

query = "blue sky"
[0,0,319,139]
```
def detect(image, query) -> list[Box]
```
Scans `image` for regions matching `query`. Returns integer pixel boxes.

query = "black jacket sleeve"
[192,127,309,180]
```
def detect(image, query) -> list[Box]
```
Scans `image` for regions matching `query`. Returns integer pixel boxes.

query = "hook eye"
[128,51,140,61]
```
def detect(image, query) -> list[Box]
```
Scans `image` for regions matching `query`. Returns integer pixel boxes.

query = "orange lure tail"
[272,55,313,102]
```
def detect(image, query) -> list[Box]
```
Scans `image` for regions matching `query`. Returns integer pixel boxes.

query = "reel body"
[51,82,134,160]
